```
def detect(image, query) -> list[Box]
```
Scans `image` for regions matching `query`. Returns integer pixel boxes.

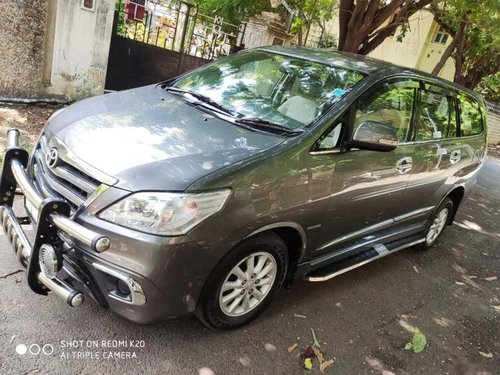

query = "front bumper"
[0,129,149,317]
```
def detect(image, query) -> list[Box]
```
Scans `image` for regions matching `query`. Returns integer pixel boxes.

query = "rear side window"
[458,94,483,136]
[416,90,457,140]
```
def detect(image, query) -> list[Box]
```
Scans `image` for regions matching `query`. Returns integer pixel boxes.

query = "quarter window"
[416,90,457,140]
[355,80,416,143]
[458,94,483,136]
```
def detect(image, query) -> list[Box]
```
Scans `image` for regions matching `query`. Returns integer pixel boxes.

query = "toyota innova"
[0,47,487,328]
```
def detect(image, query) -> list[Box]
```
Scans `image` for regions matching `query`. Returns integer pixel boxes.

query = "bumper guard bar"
[0,129,111,306]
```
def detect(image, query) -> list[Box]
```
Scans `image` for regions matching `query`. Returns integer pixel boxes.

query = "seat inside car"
[278,73,323,124]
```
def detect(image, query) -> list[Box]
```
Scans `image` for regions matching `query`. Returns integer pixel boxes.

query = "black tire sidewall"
[197,232,288,329]
[421,198,453,249]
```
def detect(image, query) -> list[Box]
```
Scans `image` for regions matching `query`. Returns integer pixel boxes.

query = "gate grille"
[115,0,246,60]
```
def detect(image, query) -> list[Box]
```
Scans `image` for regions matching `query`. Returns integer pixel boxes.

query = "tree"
[194,0,336,47]
[478,72,500,103]
[287,0,337,46]
[430,0,500,90]
[193,0,271,26]
[338,0,434,55]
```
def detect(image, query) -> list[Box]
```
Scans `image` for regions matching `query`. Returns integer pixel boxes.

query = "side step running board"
[305,236,425,282]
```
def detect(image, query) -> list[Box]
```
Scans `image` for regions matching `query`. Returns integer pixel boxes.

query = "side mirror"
[350,121,398,152]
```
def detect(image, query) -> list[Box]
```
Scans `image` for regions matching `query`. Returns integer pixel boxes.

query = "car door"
[313,78,419,255]
[404,83,471,217]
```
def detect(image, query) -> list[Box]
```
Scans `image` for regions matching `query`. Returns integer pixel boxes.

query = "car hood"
[45,85,285,191]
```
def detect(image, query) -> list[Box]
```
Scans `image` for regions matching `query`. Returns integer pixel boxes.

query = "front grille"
[31,135,101,211]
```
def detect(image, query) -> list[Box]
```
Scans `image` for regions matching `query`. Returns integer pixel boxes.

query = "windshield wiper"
[163,86,234,116]
[236,117,297,135]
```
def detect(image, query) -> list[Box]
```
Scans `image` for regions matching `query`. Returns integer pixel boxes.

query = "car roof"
[258,46,394,74]
[257,46,483,103]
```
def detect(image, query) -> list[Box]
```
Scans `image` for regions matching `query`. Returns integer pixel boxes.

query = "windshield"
[171,50,365,130]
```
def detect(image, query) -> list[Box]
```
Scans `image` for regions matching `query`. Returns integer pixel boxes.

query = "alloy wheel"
[218,251,277,317]
[426,207,449,244]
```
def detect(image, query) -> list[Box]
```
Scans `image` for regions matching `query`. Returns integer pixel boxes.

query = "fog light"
[116,279,130,296]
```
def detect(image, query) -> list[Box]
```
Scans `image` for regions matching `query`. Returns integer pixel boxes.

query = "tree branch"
[359,23,399,54]
[369,0,405,34]
[431,29,460,76]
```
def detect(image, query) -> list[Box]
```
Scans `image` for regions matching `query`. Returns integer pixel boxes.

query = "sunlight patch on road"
[455,220,500,239]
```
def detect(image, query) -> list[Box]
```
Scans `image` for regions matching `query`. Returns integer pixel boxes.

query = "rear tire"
[196,232,288,329]
[417,198,453,250]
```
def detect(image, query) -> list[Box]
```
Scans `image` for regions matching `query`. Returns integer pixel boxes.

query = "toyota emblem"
[46,148,59,168]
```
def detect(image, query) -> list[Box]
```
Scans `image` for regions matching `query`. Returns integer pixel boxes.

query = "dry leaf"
[413,266,419,273]
[484,276,497,281]
[455,281,465,285]
[320,358,335,373]
[311,346,335,374]
[311,346,324,363]
[287,343,298,352]
[479,350,493,358]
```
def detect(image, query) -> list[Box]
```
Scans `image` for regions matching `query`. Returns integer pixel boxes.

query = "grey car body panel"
[10,47,486,323]
[45,84,286,191]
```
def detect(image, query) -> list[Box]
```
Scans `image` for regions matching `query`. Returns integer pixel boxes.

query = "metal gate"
[105,0,246,91]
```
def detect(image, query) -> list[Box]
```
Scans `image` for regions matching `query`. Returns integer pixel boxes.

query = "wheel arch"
[445,186,465,224]
[244,222,307,284]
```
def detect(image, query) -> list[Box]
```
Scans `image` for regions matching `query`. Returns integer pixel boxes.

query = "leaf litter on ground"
[403,328,427,353]
[297,329,335,373]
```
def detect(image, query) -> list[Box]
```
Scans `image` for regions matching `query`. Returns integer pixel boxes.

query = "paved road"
[1,159,499,375]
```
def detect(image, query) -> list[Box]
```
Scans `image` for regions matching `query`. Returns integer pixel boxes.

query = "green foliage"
[194,0,337,47]
[318,33,337,48]
[115,0,126,36]
[431,0,500,89]
[288,0,336,46]
[478,72,500,103]
[192,0,271,25]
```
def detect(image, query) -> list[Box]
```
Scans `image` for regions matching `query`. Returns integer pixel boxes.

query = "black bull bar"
[0,129,110,306]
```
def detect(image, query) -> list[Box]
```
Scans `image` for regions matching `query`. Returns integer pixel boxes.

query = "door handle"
[450,150,461,164]
[395,157,413,174]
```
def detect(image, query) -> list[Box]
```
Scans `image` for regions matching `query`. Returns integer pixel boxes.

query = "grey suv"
[0,47,487,329]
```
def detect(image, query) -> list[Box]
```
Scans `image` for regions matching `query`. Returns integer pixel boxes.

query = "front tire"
[196,232,288,329]
[418,198,453,250]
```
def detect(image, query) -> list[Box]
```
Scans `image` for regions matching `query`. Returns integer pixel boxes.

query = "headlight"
[98,190,231,235]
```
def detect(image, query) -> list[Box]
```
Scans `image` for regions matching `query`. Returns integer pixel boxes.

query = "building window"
[433,26,449,44]
[81,0,95,12]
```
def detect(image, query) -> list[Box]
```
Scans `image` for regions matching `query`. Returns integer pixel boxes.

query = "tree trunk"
[338,0,433,55]
[453,21,468,85]
[338,0,354,51]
